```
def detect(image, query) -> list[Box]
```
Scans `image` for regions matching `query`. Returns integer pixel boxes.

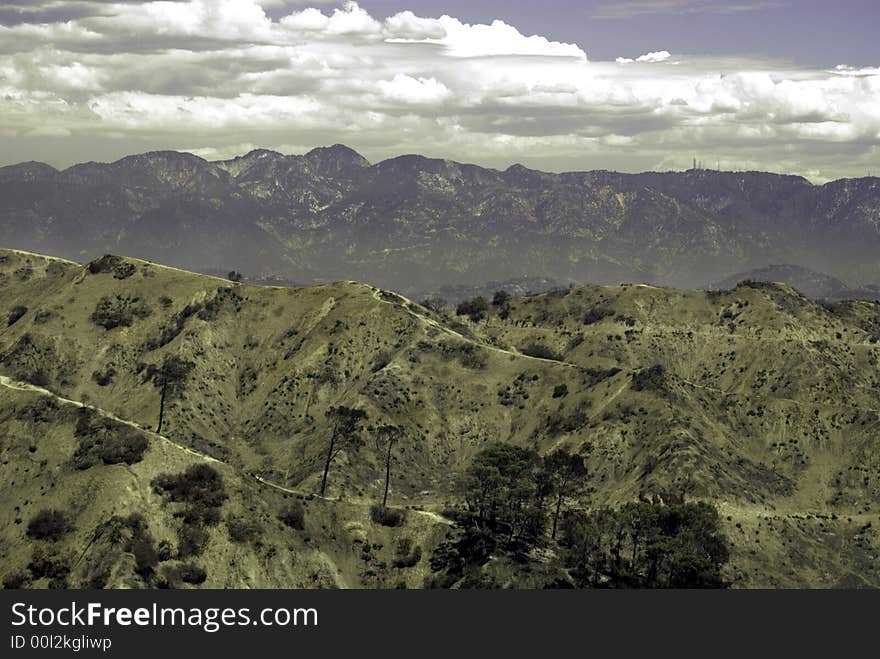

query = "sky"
[0,0,878,181]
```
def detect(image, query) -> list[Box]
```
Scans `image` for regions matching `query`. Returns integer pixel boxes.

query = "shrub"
[392,538,422,568]
[552,384,569,398]
[279,502,305,530]
[28,548,70,581]
[420,297,447,313]
[3,570,31,589]
[456,296,489,322]
[91,366,116,386]
[630,365,667,393]
[176,525,209,558]
[546,410,588,436]
[152,464,226,507]
[457,344,488,370]
[492,290,512,307]
[72,409,148,469]
[227,515,262,544]
[583,306,614,325]
[90,295,151,330]
[197,288,242,321]
[7,305,27,326]
[178,563,207,585]
[370,504,406,528]
[26,509,71,542]
[131,535,159,579]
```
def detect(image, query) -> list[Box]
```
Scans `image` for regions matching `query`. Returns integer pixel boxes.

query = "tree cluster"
[560,498,729,588]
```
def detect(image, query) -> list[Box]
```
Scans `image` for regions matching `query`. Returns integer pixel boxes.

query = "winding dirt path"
[0,374,453,524]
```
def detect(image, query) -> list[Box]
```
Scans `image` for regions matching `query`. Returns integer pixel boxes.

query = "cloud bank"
[0,0,878,180]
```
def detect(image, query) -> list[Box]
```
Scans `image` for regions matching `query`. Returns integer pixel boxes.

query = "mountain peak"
[304,144,369,174]
[0,161,59,182]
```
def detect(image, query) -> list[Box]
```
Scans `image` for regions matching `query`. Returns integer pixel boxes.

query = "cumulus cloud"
[617,50,672,64]
[0,1,877,181]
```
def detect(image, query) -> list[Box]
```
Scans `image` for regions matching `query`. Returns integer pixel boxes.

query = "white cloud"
[376,74,451,105]
[386,15,588,59]
[0,1,877,181]
[617,50,672,64]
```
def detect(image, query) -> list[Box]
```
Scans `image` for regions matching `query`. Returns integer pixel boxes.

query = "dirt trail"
[369,286,581,370]
[0,375,221,465]
[0,375,454,525]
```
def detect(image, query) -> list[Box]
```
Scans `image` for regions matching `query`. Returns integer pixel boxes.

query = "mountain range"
[1,147,879,299]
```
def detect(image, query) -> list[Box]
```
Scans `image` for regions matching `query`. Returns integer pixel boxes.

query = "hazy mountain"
[2,148,879,298]
[709,264,849,300]
[2,249,879,588]
[711,264,880,302]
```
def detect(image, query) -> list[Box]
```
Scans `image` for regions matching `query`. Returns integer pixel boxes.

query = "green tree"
[560,499,729,588]
[456,442,545,544]
[455,296,490,323]
[541,448,588,539]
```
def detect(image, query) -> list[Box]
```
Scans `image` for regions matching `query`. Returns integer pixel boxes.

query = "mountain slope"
[1,149,879,296]
[1,249,879,588]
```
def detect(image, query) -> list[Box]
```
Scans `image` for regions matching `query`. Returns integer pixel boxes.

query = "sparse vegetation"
[90,294,151,329]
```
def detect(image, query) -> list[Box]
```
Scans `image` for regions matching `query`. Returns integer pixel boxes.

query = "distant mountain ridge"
[1,146,879,298]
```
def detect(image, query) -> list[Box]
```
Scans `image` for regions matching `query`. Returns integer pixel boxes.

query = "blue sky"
[0,1,877,180]
[346,0,878,68]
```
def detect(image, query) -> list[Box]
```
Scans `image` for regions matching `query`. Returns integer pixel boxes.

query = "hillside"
[1,249,879,588]
[1,149,879,297]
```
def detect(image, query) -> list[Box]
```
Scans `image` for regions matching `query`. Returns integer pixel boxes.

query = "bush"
[392,538,422,569]
[90,295,151,330]
[552,384,569,398]
[178,563,207,585]
[2,570,31,589]
[456,296,490,322]
[279,502,305,530]
[457,344,488,370]
[88,255,135,279]
[370,504,406,528]
[227,515,262,544]
[91,366,116,386]
[131,536,159,579]
[583,306,614,325]
[492,290,512,307]
[630,365,667,392]
[176,525,209,558]
[26,509,71,542]
[152,464,227,509]
[27,547,70,580]
[7,305,27,326]
[72,409,148,469]
[197,288,242,321]
[420,297,447,313]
